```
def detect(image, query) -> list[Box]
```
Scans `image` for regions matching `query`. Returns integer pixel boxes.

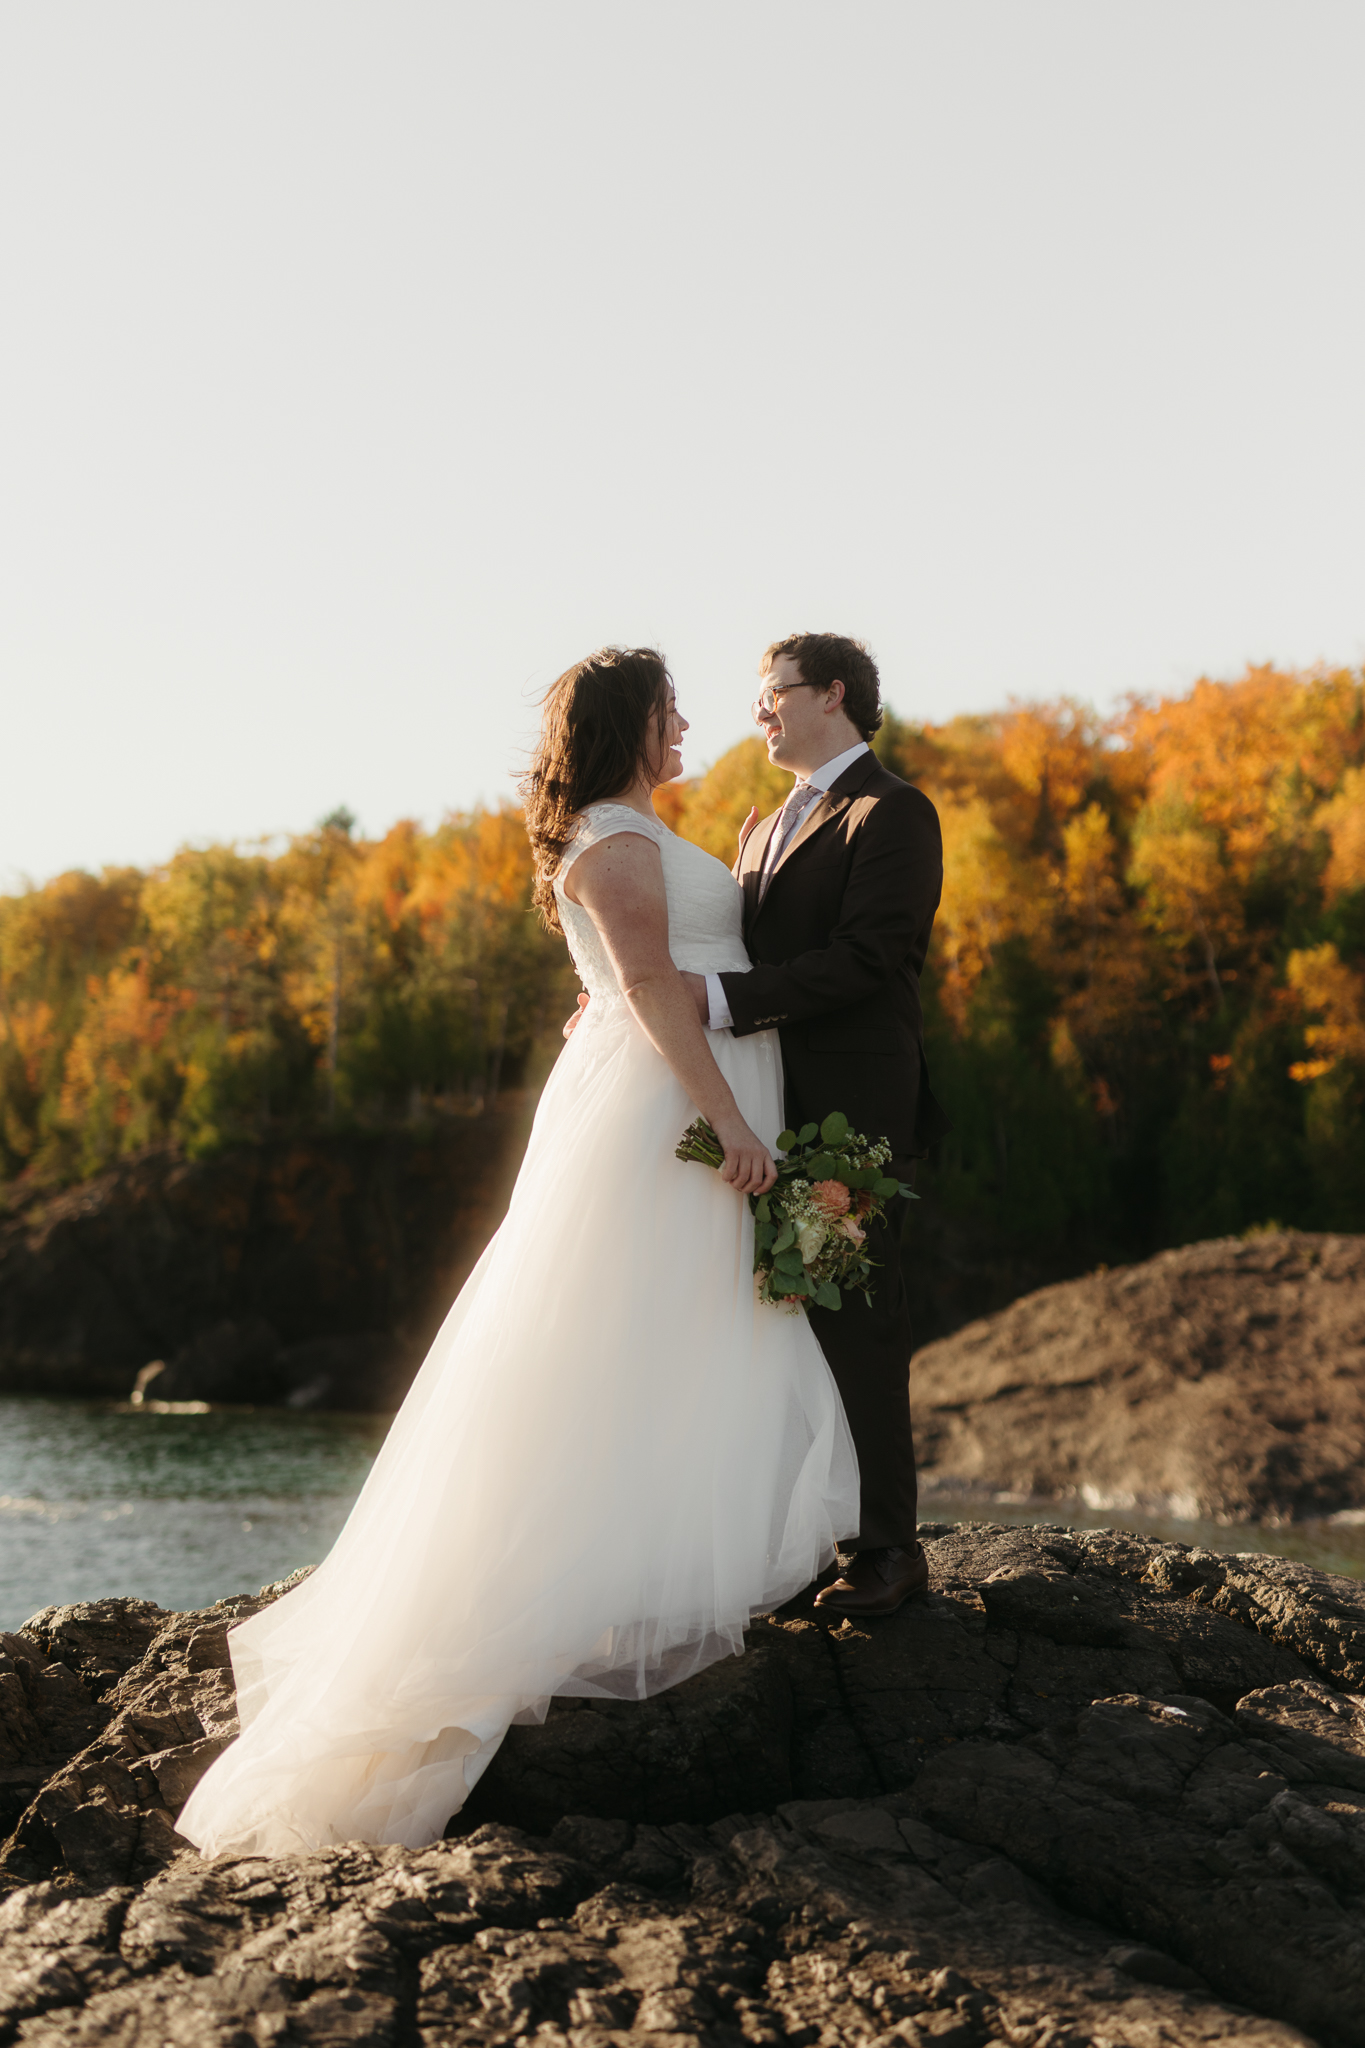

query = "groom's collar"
[743,742,877,919]
[801,738,870,794]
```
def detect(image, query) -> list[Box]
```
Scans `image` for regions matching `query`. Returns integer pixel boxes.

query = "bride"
[178,646,858,1859]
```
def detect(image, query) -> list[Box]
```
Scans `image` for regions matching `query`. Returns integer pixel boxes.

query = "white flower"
[797,1218,827,1263]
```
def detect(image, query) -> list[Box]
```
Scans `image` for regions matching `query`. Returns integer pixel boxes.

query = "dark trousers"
[804,1193,919,1551]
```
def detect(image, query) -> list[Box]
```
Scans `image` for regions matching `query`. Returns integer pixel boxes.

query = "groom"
[684,633,946,1616]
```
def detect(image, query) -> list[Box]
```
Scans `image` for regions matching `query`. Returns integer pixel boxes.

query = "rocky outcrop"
[914,1231,1365,1522]
[4,1524,1365,2043]
[0,1098,535,1408]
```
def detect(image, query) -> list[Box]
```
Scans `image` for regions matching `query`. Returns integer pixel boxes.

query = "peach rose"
[809,1179,851,1219]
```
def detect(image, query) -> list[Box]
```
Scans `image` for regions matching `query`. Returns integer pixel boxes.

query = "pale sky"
[3,2,1363,886]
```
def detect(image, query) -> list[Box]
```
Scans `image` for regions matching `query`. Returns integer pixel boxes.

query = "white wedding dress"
[178,804,858,1859]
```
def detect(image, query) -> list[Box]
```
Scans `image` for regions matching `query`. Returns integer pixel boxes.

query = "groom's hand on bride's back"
[563,993,590,1038]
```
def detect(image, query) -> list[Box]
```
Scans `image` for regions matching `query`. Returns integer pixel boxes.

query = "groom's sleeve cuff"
[705,974,734,1032]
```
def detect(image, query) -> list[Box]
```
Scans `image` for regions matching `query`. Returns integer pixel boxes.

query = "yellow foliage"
[0,802,572,1179]
[0,869,140,992]
[996,700,1099,828]
[1315,765,1365,900]
[1127,814,1242,993]
[405,806,538,928]
[662,740,793,864]
[2,661,1362,1191]
[929,796,1035,1030]
[655,666,1363,1053]
[1286,944,1365,1078]
[59,963,182,1137]
[1123,666,1364,887]
[1060,804,1123,920]
[0,999,55,1093]
[1054,804,1150,1041]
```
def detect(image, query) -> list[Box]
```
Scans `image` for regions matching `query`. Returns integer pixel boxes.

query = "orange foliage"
[657,739,792,864]
[59,963,184,1138]
[1122,666,1363,887]
[2,664,1362,1212]
[0,807,571,1182]
[666,666,1365,1077]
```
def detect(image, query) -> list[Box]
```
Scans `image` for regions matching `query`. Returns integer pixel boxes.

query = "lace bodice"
[554,802,751,1002]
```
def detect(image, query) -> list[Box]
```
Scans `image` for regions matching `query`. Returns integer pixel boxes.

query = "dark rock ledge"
[3,1524,1365,2047]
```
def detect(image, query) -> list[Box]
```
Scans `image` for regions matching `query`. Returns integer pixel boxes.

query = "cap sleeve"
[558,803,665,879]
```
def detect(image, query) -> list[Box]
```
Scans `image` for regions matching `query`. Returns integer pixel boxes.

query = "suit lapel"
[769,788,843,885]
[739,811,779,932]
[749,790,847,929]
[749,750,879,931]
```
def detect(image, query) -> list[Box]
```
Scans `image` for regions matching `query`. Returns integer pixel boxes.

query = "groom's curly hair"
[522,647,673,934]
[762,633,883,742]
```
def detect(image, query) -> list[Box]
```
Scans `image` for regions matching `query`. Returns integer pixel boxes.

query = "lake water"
[3,1394,1364,1633]
[0,1396,386,1631]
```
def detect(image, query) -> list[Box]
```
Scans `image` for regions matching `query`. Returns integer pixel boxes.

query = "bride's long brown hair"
[522,646,672,934]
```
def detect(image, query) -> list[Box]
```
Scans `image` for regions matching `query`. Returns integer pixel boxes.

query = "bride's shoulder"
[559,802,665,874]
[577,801,665,835]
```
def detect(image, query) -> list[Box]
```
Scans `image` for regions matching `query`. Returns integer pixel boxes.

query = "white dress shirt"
[705,739,870,1032]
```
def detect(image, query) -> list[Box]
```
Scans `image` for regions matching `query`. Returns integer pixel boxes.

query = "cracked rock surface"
[3,1524,1364,2045]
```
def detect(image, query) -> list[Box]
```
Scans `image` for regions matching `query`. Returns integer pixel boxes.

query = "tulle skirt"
[177,999,859,1858]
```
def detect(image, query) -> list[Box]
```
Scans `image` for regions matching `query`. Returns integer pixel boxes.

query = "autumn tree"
[3,666,1361,1253]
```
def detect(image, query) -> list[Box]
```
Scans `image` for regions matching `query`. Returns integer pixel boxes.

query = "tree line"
[0,806,576,1184]
[2,664,1363,1260]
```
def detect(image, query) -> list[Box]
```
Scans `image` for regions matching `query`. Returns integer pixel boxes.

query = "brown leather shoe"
[814,1543,929,1616]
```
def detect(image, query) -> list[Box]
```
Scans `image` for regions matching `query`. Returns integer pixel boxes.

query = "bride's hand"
[714,1117,778,1197]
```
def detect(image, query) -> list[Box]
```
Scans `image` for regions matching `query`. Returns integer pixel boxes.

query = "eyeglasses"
[751,680,816,724]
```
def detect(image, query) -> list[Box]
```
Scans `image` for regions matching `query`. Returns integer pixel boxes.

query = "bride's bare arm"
[564,833,776,1196]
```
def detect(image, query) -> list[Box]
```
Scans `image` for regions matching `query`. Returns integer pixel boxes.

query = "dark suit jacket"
[717,749,949,1166]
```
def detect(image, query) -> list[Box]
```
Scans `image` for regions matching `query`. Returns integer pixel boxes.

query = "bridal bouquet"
[675,1111,914,1312]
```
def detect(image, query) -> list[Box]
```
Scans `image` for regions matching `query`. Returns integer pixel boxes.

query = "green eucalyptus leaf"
[754,1193,771,1222]
[797,1122,819,1145]
[820,1111,849,1144]
[814,1280,842,1310]
[873,1178,900,1197]
[773,1221,796,1253]
[805,1154,837,1180]
[776,1129,798,1152]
